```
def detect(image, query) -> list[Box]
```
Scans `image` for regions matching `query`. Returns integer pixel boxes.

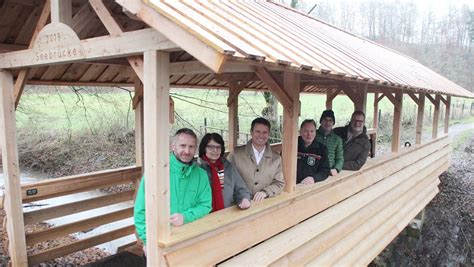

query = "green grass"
[16,87,474,140]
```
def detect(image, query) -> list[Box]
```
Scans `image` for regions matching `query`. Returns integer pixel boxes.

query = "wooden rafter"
[117,0,227,73]
[13,0,51,109]
[254,67,292,109]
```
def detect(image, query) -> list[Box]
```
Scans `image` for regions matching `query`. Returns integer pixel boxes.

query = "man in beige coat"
[228,117,285,202]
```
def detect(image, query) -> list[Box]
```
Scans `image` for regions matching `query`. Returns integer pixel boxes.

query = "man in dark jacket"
[297,119,330,185]
[334,111,371,170]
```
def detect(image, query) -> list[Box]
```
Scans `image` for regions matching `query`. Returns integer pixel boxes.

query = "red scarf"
[202,155,225,211]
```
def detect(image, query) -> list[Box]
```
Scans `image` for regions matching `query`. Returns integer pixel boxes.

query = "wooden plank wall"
[221,137,449,266]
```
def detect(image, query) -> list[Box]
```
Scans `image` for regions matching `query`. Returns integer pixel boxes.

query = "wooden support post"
[134,81,144,167]
[226,75,252,150]
[326,89,333,110]
[281,72,300,193]
[444,96,451,134]
[370,92,380,157]
[14,0,50,108]
[228,81,240,151]
[51,0,72,25]
[390,93,403,152]
[228,94,238,150]
[0,70,28,266]
[373,93,379,129]
[356,84,368,114]
[143,51,170,265]
[416,94,425,145]
[432,95,441,139]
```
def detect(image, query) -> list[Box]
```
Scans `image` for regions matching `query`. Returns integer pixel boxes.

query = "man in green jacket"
[316,110,344,176]
[134,128,212,246]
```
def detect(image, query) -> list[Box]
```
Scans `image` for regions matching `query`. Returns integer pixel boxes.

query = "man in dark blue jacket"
[297,119,330,185]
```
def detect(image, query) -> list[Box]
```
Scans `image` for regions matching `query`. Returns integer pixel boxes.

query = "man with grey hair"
[334,111,371,170]
[134,128,212,250]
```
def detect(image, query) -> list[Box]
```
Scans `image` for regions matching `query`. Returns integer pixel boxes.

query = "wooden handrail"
[21,166,141,202]
[23,190,134,225]
[25,207,133,245]
[28,225,135,265]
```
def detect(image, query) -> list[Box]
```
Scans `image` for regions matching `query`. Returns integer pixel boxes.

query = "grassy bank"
[14,86,474,177]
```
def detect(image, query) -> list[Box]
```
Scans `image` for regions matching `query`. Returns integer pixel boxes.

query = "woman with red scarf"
[197,133,251,211]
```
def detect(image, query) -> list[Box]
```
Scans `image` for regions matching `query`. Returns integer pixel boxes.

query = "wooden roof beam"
[0,28,178,69]
[0,44,28,52]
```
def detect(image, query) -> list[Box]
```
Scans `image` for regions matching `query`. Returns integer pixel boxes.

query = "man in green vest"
[316,110,344,176]
[134,128,212,249]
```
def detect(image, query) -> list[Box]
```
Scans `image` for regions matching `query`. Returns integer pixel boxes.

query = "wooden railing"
[21,166,142,266]
[158,136,450,266]
[16,134,447,266]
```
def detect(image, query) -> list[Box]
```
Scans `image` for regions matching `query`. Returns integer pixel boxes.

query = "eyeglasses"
[206,145,222,151]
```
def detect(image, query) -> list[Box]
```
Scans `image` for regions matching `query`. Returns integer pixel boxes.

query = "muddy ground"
[373,134,473,266]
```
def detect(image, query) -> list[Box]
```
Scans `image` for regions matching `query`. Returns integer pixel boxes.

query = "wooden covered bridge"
[0,0,473,266]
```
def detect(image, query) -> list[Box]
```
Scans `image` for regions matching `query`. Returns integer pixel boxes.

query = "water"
[1,170,135,254]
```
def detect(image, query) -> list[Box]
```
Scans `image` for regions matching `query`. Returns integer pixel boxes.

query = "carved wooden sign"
[32,23,85,64]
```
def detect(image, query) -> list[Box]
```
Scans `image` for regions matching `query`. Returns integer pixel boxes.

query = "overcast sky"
[296,0,474,16]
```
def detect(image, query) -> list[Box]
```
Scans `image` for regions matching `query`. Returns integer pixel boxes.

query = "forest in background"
[287,0,473,92]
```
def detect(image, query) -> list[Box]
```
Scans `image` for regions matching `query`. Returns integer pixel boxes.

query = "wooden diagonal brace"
[89,0,144,82]
[254,67,292,109]
[337,81,362,105]
[327,88,342,102]
[407,92,420,105]
[226,75,253,107]
[439,95,448,106]
[426,94,438,105]
[14,0,51,109]
[376,93,385,103]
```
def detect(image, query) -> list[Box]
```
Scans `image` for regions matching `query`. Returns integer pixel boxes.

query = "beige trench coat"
[227,141,285,198]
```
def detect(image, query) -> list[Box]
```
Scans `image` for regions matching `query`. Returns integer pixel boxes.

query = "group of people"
[134,110,371,247]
